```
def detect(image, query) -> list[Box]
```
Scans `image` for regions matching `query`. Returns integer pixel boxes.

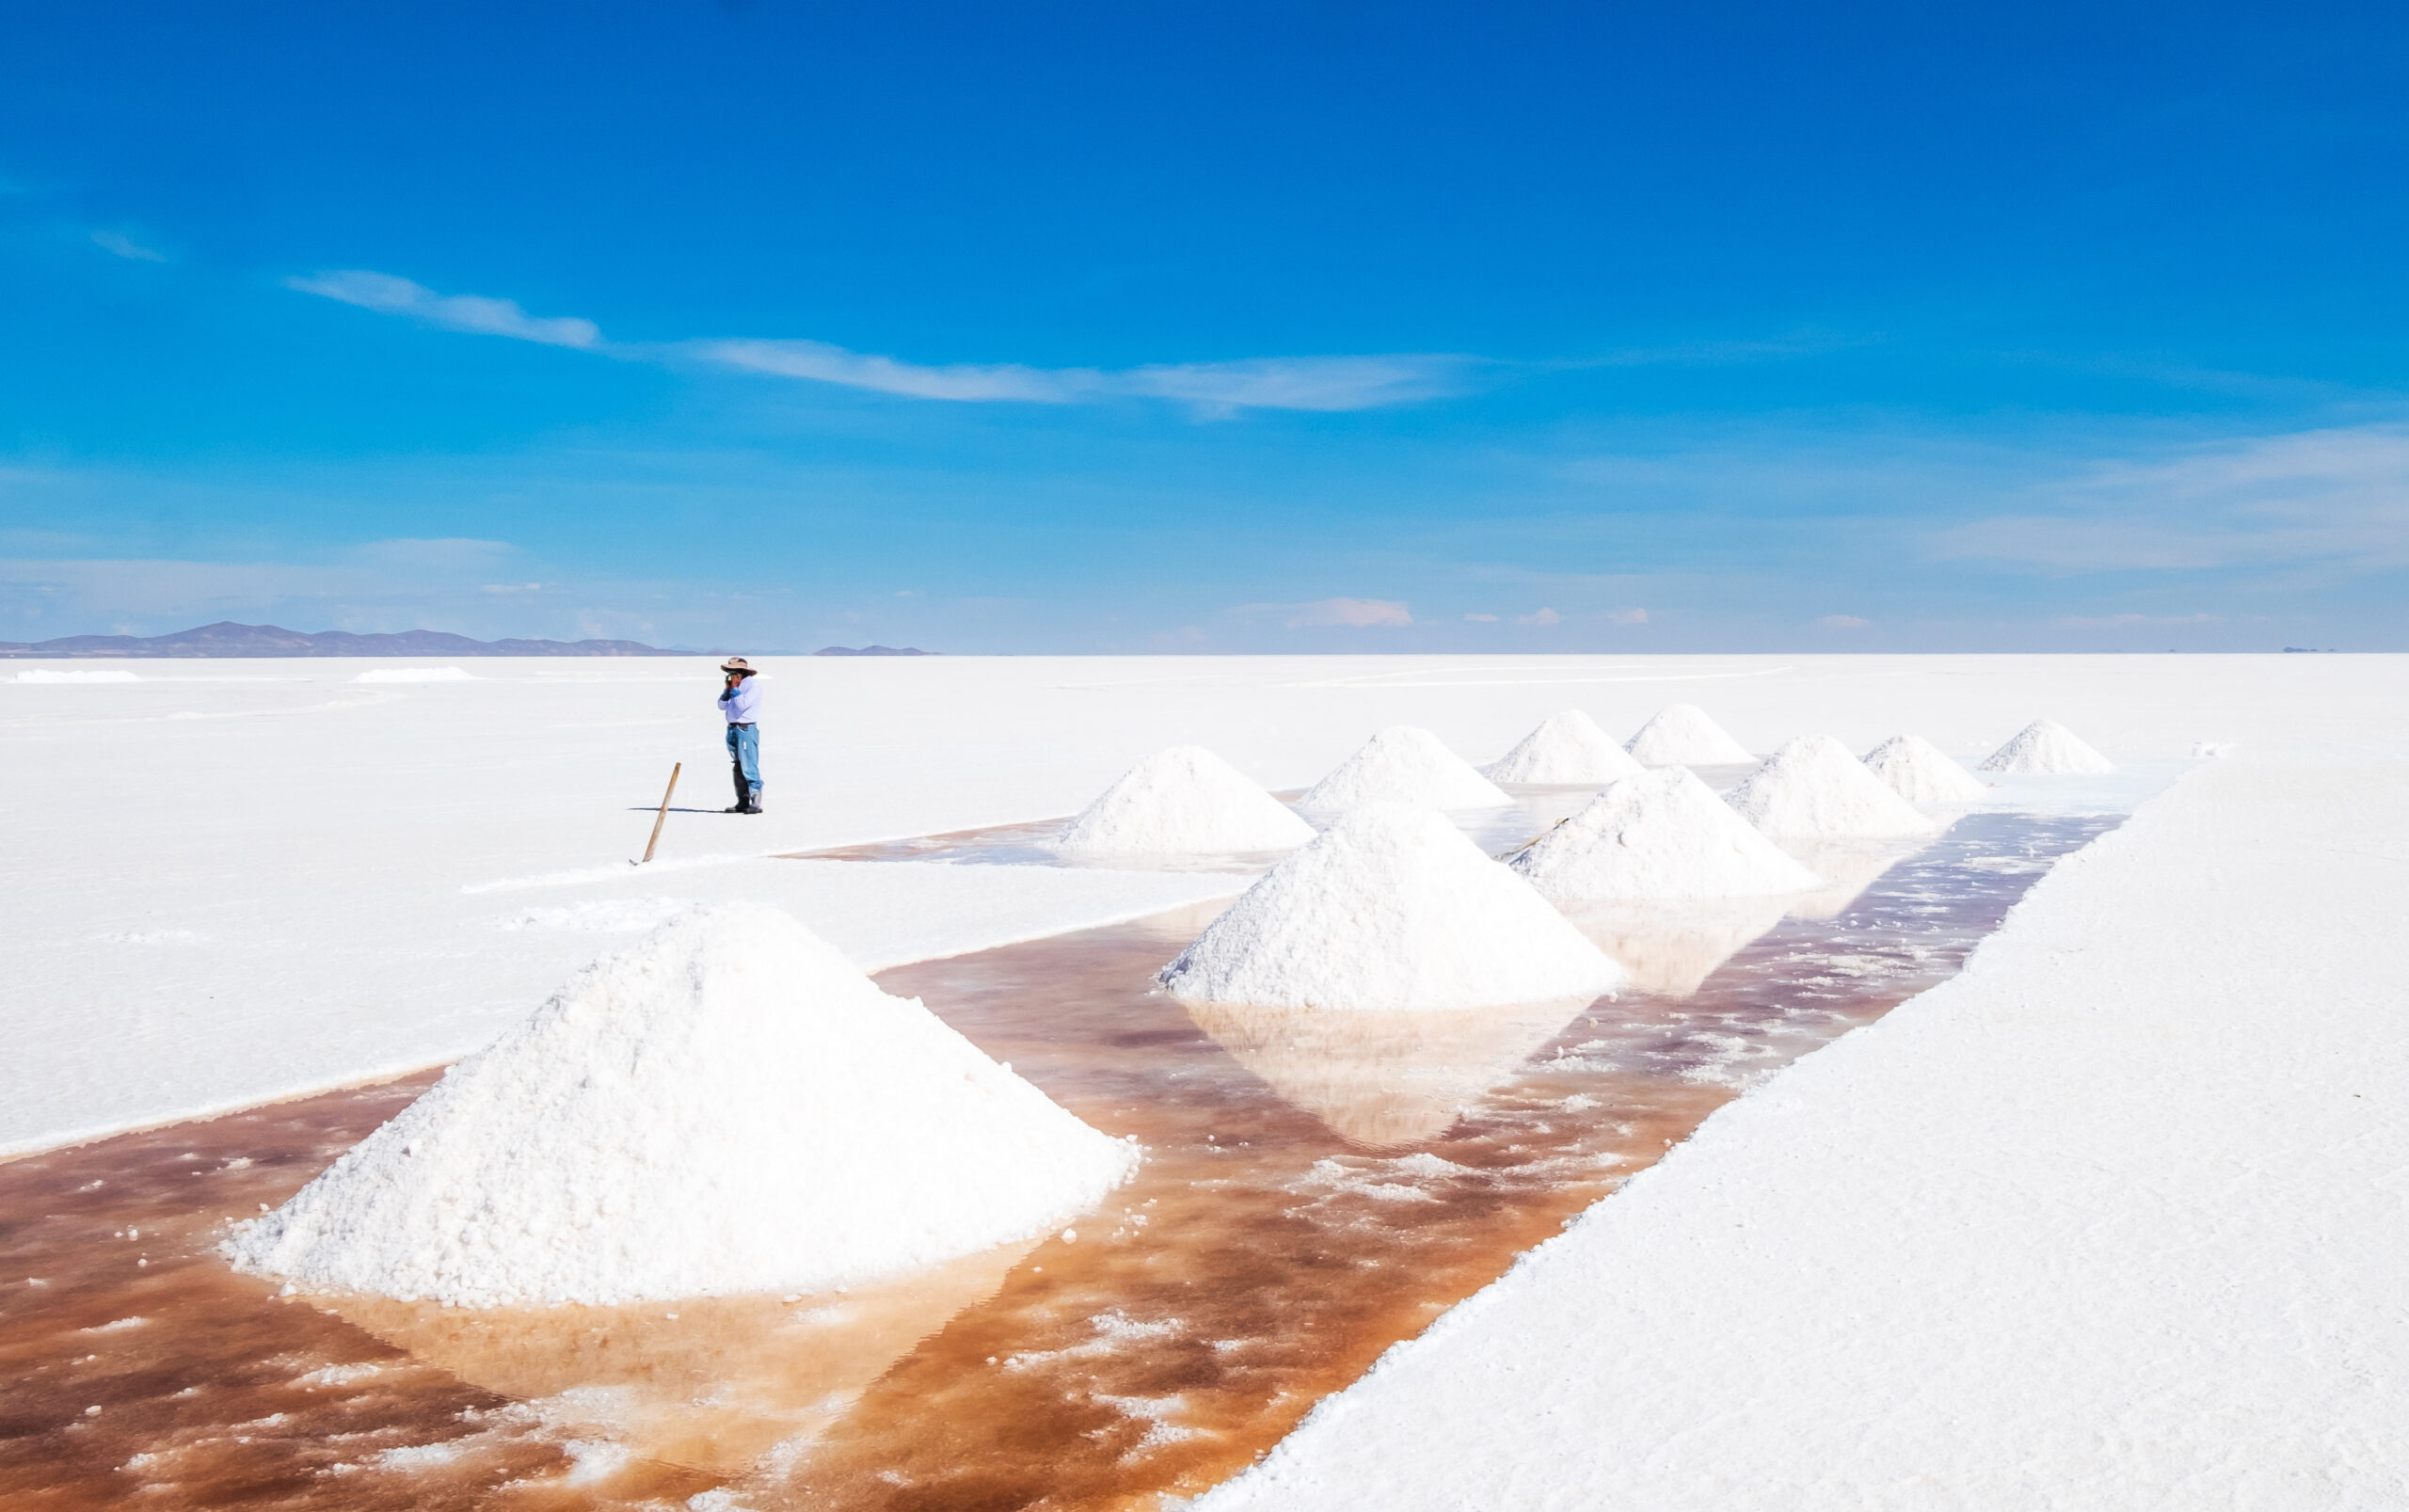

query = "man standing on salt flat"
[718,656,764,815]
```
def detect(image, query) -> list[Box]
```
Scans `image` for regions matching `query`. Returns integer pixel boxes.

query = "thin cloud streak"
[90,230,167,263]
[700,338,1470,413]
[287,270,602,349]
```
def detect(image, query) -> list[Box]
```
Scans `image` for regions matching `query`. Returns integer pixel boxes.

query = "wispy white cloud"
[1928,425,2409,572]
[90,230,167,263]
[1516,606,1561,627]
[286,270,601,349]
[1819,613,1871,629]
[699,338,1467,413]
[1606,607,1650,625]
[1233,597,1414,629]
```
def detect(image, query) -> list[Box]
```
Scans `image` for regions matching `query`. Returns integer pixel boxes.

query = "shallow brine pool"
[0,812,2110,1511]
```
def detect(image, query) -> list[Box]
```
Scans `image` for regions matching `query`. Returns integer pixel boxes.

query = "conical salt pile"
[1725,735,1938,838]
[1297,726,1511,814]
[225,903,1137,1308]
[1484,710,1646,785]
[1056,745,1314,855]
[1509,767,1824,901]
[1862,734,1988,803]
[1978,718,2115,774]
[1625,704,1755,766]
[1158,803,1623,1011]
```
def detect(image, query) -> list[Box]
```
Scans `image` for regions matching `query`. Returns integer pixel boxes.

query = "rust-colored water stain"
[0,812,2113,1511]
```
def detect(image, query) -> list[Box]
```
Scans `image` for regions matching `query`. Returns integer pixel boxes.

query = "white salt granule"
[1861,734,1988,804]
[13,668,142,684]
[224,903,1137,1307]
[1158,803,1623,1011]
[1509,768,1824,901]
[1725,736,1938,838]
[1297,728,1511,815]
[1624,705,1754,767]
[1483,711,1646,785]
[1056,746,1315,855]
[1979,718,2115,774]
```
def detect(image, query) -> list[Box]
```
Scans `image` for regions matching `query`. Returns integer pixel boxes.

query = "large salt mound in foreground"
[1298,726,1511,814]
[1510,768,1824,901]
[1979,718,2116,774]
[1158,803,1622,1011]
[1725,735,1938,838]
[225,903,1137,1308]
[1625,704,1755,766]
[1484,710,1646,785]
[1057,745,1315,855]
[1863,734,1988,803]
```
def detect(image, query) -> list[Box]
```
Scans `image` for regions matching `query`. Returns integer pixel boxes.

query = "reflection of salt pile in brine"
[325,1236,1039,1474]
[1056,745,1314,855]
[227,903,1136,1308]
[1624,703,1754,766]
[1158,803,1623,1011]
[1297,726,1511,815]
[1187,999,1590,1150]
[1483,710,1645,785]
[1862,733,1988,803]
[1779,839,1920,921]
[1979,718,2116,774]
[1558,896,1795,998]
[1725,735,1938,838]
[1508,767,1823,901]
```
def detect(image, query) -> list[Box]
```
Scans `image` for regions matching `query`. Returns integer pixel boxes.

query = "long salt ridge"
[225,903,1137,1308]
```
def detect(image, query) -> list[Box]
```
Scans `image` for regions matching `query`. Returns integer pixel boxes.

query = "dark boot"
[741,787,764,815]
[726,761,749,813]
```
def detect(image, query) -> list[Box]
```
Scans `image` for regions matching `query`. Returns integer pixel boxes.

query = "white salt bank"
[1158,803,1623,1011]
[1484,710,1646,785]
[1624,704,1754,767]
[1055,745,1314,856]
[1725,735,1938,838]
[226,903,1137,1308]
[1509,768,1824,901]
[1979,718,2116,774]
[1862,734,1988,804]
[1297,726,1511,814]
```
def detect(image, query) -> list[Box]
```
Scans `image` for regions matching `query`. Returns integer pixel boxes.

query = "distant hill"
[0,621,678,658]
[813,645,934,657]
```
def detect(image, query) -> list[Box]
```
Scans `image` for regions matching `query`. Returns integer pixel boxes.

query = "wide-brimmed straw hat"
[720,656,755,675]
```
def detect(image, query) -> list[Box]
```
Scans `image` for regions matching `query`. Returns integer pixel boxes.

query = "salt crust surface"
[8,651,2373,1156]
[353,667,476,685]
[1482,710,1645,785]
[1980,717,2116,774]
[1196,756,2409,1510]
[1509,768,1825,901]
[1158,803,1623,1011]
[1624,703,1754,766]
[1862,734,1988,804]
[1055,745,1314,855]
[1298,726,1511,813]
[225,903,1137,1307]
[1725,735,1938,838]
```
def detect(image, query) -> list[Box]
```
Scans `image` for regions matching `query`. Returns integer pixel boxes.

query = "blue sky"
[3,0,2404,651]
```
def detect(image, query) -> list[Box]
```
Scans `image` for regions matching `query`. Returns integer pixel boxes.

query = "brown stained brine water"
[0,812,2114,1511]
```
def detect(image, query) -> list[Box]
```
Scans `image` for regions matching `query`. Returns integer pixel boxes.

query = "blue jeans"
[726,723,761,803]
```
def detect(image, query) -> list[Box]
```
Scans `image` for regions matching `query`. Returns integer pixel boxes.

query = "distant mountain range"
[0,621,935,659]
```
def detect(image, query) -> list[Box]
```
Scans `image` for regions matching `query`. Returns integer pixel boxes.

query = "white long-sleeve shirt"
[718,677,761,724]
